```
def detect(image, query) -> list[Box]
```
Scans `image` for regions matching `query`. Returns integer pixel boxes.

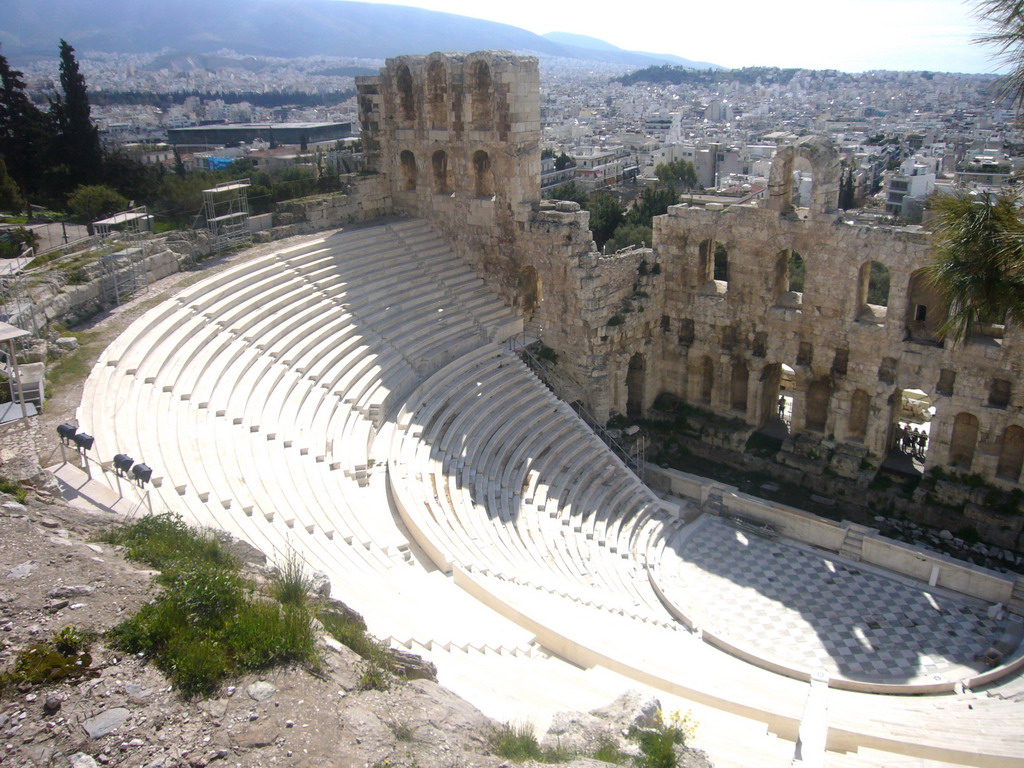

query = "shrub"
[592,736,627,764]
[488,721,542,762]
[0,478,27,503]
[535,344,558,363]
[270,550,314,607]
[607,314,625,326]
[629,710,696,768]
[106,514,319,698]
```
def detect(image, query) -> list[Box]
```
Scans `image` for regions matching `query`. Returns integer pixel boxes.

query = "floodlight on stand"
[72,432,94,451]
[57,424,77,444]
[132,463,152,485]
[113,454,134,475]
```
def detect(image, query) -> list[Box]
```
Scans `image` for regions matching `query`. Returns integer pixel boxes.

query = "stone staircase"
[838,523,873,562]
[1009,576,1024,616]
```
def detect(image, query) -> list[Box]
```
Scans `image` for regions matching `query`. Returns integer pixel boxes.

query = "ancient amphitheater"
[75,53,1024,767]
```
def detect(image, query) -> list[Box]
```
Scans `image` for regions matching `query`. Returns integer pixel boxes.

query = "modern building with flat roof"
[167,122,352,148]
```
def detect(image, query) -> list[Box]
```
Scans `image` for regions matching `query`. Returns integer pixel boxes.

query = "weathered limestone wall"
[353,54,1023,489]
[358,53,543,309]
[271,174,391,236]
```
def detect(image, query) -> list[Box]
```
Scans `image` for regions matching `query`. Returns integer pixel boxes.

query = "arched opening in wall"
[885,388,936,474]
[905,270,946,344]
[516,264,541,318]
[472,150,493,198]
[730,360,748,412]
[791,155,814,212]
[426,60,447,130]
[949,412,980,470]
[699,356,714,404]
[997,425,1024,481]
[772,249,803,308]
[470,60,493,131]
[856,260,890,323]
[697,239,728,292]
[396,64,415,123]
[805,379,832,433]
[848,389,870,442]
[757,362,795,436]
[626,353,645,419]
[399,150,417,191]
[432,150,453,194]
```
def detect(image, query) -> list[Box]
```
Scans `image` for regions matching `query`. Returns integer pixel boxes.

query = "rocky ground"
[0,462,712,768]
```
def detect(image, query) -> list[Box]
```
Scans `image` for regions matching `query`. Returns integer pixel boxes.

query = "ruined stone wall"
[354,57,1023,489]
[596,140,1024,490]
[271,174,390,236]
[358,53,544,308]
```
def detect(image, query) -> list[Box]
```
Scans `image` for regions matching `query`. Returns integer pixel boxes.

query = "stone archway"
[399,150,417,191]
[766,136,842,216]
[469,60,493,130]
[432,150,453,194]
[997,425,1024,481]
[730,360,749,412]
[473,150,493,198]
[627,353,646,419]
[426,58,448,130]
[949,412,980,470]
[848,389,870,442]
[516,264,541,317]
[805,379,832,433]
[396,64,415,123]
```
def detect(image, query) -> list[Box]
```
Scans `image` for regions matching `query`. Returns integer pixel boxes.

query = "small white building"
[886,158,935,221]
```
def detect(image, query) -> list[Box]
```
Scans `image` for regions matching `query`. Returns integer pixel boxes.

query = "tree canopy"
[926,192,1024,343]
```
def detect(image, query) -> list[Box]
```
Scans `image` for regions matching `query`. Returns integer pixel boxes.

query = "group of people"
[895,422,928,460]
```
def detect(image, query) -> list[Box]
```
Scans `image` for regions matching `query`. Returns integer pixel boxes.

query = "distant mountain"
[0,0,716,69]
[542,32,621,53]
[542,31,723,69]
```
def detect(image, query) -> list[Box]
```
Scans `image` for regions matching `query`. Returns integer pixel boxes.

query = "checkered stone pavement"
[658,517,1010,683]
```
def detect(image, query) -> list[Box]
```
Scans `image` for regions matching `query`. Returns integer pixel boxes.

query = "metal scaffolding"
[94,206,153,307]
[0,249,40,339]
[203,179,252,252]
[99,247,149,307]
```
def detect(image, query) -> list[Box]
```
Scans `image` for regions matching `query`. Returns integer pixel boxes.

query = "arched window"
[949,412,979,469]
[906,270,946,343]
[627,353,645,419]
[848,389,870,441]
[730,360,748,412]
[396,64,415,123]
[470,60,492,130]
[472,150,493,198]
[700,356,714,403]
[426,59,447,130]
[697,239,728,290]
[856,260,890,322]
[997,425,1024,482]
[788,251,804,293]
[432,150,453,194]
[399,150,417,191]
[805,379,832,433]
[773,249,803,308]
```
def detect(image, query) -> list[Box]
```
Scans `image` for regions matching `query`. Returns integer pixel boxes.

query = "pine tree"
[53,40,102,190]
[0,47,53,211]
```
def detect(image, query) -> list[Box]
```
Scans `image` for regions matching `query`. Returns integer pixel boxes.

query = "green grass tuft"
[105,513,320,698]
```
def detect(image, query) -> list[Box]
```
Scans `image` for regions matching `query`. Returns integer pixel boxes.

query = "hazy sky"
[359,0,1001,73]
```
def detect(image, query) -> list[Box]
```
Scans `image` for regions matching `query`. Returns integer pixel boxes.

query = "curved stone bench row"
[388,345,680,622]
[79,220,521,592]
